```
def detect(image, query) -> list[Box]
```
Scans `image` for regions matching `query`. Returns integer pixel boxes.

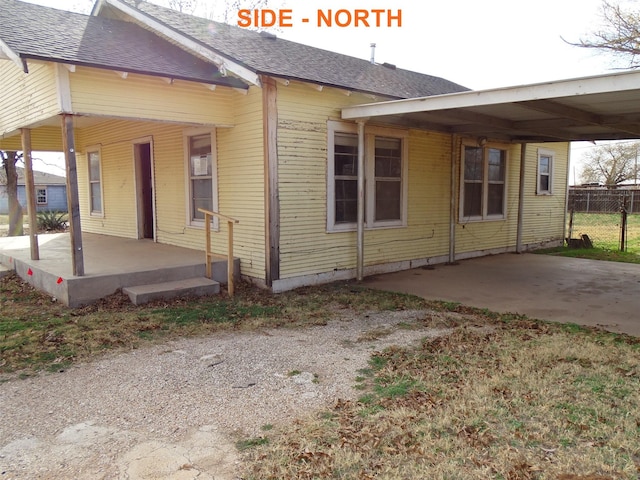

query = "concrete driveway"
[364,253,640,336]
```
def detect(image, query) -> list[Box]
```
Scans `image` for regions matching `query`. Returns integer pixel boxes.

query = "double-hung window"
[36,187,47,205]
[185,129,218,225]
[88,148,103,216]
[460,144,507,221]
[537,149,554,195]
[327,121,408,232]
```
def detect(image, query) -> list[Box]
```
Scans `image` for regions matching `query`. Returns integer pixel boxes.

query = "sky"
[19,0,630,182]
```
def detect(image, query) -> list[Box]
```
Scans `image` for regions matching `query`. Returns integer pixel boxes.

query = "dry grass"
[241,320,640,479]
[3,273,640,478]
[0,273,428,376]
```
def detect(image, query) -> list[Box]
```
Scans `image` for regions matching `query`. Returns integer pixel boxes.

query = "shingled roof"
[100,0,469,99]
[0,0,245,88]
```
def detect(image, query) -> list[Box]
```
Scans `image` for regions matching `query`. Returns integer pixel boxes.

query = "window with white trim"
[537,149,554,194]
[185,130,218,224]
[36,187,47,205]
[460,144,507,221]
[327,121,408,232]
[88,149,103,216]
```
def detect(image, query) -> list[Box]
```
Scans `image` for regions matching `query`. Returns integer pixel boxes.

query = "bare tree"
[580,141,640,185]
[571,0,640,67]
[1,150,24,236]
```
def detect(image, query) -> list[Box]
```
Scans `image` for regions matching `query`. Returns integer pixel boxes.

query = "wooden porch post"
[21,128,39,260]
[61,114,85,276]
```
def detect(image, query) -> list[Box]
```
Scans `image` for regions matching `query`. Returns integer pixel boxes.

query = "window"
[537,149,554,194]
[185,130,218,224]
[88,149,103,216]
[327,121,408,232]
[460,144,507,221]
[36,187,47,205]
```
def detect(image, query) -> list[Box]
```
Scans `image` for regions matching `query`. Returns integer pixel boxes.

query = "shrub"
[37,210,68,232]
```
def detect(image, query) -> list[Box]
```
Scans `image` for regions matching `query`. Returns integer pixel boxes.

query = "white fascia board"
[103,0,261,87]
[0,39,24,71]
[342,69,640,120]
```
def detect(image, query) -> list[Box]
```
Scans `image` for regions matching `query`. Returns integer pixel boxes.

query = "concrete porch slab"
[0,233,240,307]
[364,253,640,337]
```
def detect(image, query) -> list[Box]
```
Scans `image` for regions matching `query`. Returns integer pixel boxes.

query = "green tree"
[0,150,24,236]
[580,141,639,185]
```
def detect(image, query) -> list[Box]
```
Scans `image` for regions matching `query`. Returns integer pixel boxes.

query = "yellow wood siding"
[520,142,569,246]
[216,87,266,279]
[276,83,569,280]
[74,86,266,280]
[0,61,60,138]
[454,142,568,256]
[0,126,64,151]
[276,83,456,279]
[69,67,235,126]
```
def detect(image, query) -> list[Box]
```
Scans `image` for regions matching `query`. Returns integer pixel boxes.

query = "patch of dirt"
[0,309,450,479]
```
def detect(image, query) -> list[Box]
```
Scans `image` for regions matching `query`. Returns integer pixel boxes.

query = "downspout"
[356,120,366,280]
[563,142,571,245]
[448,135,458,263]
[516,143,527,253]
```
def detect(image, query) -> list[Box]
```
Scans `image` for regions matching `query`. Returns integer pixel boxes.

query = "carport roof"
[341,69,640,143]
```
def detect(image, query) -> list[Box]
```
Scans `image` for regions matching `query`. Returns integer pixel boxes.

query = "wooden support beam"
[21,128,39,260]
[61,114,85,276]
[262,75,280,286]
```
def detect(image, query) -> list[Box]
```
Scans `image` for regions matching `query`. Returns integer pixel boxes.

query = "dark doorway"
[135,142,154,239]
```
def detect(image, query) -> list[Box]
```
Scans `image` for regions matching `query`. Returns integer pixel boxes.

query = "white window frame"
[327,121,408,233]
[183,128,219,228]
[87,146,104,217]
[537,148,554,195]
[36,187,47,205]
[459,142,508,223]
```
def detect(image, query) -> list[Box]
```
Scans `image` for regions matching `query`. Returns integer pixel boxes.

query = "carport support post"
[21,128,39,260]
[449,135,458,263]
[356,120,366,281]
[62,114,85,276]
[516,143,527,253]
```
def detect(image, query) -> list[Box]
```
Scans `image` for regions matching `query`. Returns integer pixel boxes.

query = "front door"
[134,141,154,239]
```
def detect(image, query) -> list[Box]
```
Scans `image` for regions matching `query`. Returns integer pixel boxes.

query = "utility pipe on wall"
[516,143,527,253]
[356,120,366,280]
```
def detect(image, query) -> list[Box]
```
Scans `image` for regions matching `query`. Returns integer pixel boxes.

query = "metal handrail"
[198,208,239,296]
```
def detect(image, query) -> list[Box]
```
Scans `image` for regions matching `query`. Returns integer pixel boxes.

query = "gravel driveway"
[0,309,442,479]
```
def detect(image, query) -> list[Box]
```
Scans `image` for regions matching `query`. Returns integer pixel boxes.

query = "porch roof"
[0,0,246,89]
[341,69,640,143]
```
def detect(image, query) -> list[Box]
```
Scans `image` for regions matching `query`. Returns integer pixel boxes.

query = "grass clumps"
[241,323,640,479]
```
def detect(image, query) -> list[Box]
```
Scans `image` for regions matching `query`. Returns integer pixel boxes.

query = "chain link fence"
[567,189,635,251]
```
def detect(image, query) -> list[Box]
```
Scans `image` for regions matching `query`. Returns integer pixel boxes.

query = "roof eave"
[20,55,248,90]
[98,0,261,87]
[0,38,26,72]
[342,69,640,120]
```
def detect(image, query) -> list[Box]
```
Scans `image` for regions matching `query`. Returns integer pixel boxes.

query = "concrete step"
[123,277,220,306]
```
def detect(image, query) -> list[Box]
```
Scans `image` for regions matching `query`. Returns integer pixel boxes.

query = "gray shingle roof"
[110,0,469,98]
[0,167,67,186]
[0,0,246,88]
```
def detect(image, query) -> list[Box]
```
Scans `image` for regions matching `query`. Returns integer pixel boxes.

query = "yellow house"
[3,0,636,304]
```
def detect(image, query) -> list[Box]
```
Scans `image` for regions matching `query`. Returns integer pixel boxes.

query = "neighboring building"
[0,167,67,214]
[3,0,636,294]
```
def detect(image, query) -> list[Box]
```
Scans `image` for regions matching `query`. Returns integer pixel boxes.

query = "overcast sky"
[21,0,629,182]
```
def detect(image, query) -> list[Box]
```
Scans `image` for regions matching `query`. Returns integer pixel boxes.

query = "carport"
[364,253,640,337]
[341,69,640,279]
